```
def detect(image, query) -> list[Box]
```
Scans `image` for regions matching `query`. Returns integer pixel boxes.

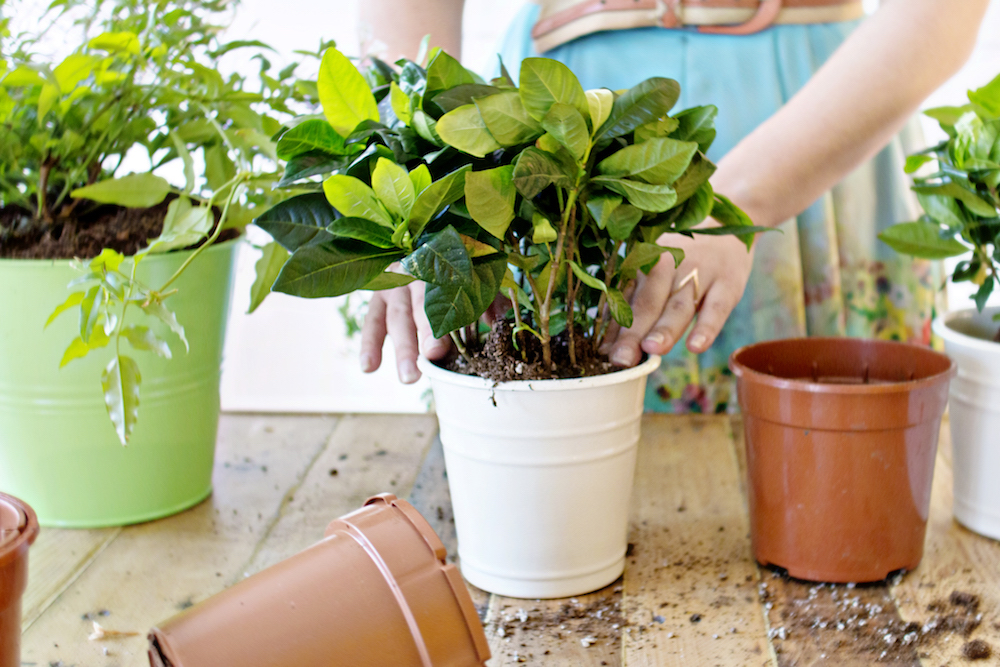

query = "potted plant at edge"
[251,44,762,598]
[0,0,313,527]
[880,71,1000,542]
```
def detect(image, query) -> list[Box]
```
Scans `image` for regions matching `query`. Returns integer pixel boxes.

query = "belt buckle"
[697,0,784,35]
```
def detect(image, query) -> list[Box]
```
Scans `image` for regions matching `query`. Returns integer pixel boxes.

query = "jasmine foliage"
[256,46,763,372]
[880,73,1000,315]
[0,0,319,443]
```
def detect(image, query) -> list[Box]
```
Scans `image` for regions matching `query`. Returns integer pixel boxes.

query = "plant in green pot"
[880,72,1000,541]
[0,0,313,527]
[253,46,761,597]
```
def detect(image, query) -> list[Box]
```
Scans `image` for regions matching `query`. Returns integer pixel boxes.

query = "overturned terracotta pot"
[148,493,489,667]
[1,492,40,667]
[730,338,954,583]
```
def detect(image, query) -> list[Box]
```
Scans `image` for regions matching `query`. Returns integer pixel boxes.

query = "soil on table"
[444,319,621,382]
[0,198,237,260]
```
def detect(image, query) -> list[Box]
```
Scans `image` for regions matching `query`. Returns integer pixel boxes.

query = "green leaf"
[254,193,337,251]
[88,31,140,55]
[102,355,141,445]
[586,195,622,230]
[412,110,444,146]
[364,272,416,290]
[465,165,516,239]
[273,240,403,298]
[709,194,756,250]
[620,242,674,276]
[671,105,717,153]
[924,105,974,127]
[672,153,717,205]
[390,82,412,124]
[518,57,589,124]
[248,241,289,313]
[168,131,195,194]
[79,285,102,343]
[974,277,995,311]
[47,291,85,328]
[968,72,1000,119]
[606,288,633,328]
[532,212,557,243]
[409,164,432,195]
[586,89,614,132]
[60,337,92,367]
[593,177,677,212]
[401,226,472,286]
[122,325,171,358]
[606,204,643,241]
[474,91,543,146]
[917,192,966,230]
[53,54,101,93]
[597,77,680,142]
[915,183,997,218]
[568,260,607,292]
[318,47,379,136]
[423,254,507,338]
[371,158,415,219]
[598,137,698,185]
[408,165,471,237]
[878,221,969,259]
[72,173,171,208]
[436,104,501,158]
[278,151,349,188]
[635,116,680,143]
[432,84,502,114]
[142,298,188,352]
[276,119,348,159]
[904,154,935,174]
[146,197,212,254]
[541,102,589,159]
[37,83,58,122]
[2,65,44,87]
[327,216,396,248]
[512,147,575,198]
[425,49,476,97]
[673,182,714,231]
[323,174,394,228]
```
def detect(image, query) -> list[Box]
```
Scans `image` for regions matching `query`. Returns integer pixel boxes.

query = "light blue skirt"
[494,5,940,413]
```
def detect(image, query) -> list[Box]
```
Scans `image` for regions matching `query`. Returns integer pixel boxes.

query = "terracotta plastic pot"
[418,355,660,599]
[730,338,954,582]
[0,493,40,667]
[933,306,1000,540]
[148,493,490,667]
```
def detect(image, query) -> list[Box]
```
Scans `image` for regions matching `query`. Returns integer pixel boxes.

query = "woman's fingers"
[608,265,674,367]
[641,271,699,357]
[411,283,450,360]
[687,280,742,353]
[379,286,420,383]
[360,293,388,373]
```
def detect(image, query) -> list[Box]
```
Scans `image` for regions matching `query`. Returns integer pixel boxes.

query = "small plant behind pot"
[879,72,1000,540]
[0,0,318,443]
[251,45,766,378]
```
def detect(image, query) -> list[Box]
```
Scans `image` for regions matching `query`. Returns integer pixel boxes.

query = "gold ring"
[670,268,700,302]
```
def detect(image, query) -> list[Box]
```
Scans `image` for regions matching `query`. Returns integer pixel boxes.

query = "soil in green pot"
[0,197,238,260]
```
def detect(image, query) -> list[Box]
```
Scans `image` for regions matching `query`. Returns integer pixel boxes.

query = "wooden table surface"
[19,414,1000,666]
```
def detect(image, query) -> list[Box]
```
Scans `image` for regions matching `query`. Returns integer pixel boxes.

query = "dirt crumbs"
[445,320,619,383]
[489,590,627,663]
[760,572,990,663]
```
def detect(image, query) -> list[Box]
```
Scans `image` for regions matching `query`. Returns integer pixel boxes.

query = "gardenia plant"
[0,0,318,442]
[254,46,762,376]
[880,73,1000,319]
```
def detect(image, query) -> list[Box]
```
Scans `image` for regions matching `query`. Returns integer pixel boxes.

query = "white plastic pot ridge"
[933,306,1000,540]
[419,354,660,599]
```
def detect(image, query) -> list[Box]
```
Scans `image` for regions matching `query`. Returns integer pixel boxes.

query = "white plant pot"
[934,307,1000,540]
[419,355,660,599]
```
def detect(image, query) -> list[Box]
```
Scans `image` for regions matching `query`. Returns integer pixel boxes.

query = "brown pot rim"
[0,492,39,568]
[728,337,955,395]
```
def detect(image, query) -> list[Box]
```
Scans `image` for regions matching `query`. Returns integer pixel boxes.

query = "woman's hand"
[601,229,755,367]
[359,280,451,384]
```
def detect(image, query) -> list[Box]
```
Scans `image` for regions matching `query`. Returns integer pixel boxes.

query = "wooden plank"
[22,526,120,629]
[623,414,773,667]
[890,421,1000,666]
[241,413,437,573]
[21,413,339,666]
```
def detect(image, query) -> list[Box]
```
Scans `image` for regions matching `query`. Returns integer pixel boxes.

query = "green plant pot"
[0,240,239,528]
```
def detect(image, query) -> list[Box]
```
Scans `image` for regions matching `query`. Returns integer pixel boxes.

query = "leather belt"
[532,0,866,53]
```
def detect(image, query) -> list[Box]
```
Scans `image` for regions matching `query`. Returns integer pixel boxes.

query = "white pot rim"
[933,306,1000,354]
[417,354,661,392]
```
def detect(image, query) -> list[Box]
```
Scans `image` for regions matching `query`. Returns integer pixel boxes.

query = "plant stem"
[449,331,472,365]
[564,208,579,367]
[593,240,623,350]
[508,287,527,361]
[538,189,578,372]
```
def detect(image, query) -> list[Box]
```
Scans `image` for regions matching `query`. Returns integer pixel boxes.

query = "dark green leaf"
[401,226,472,286]
[431,84,502,113]
[709,194,755,250]
[408,165,471,237]
[593,177,676,212]
[423,254,507,338]
[475,91,543,146]
[917,192,967,230]
[915,183,996,218]
[425,49,476,97]
[597,137,698,185]
[327,216,395,247]
[275,119,348,159]
[277,151,349,188]
[606,288,633,328]
[541,102,589,159]
[672,153,717,205]
[974,277,995,311]
[512,147,575,198]
[671,105,717,153]
[606,204,643,240]
[620,242,675,276]
[567,260,607,292]
[364,272,416,290]
[273,240,403,297]
[597,77,680,142]
[879,221,969,259]
[255,193,337,251]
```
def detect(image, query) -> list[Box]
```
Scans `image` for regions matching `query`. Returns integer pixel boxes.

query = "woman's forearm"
[712,0,990,229]
[360,0,466,62]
